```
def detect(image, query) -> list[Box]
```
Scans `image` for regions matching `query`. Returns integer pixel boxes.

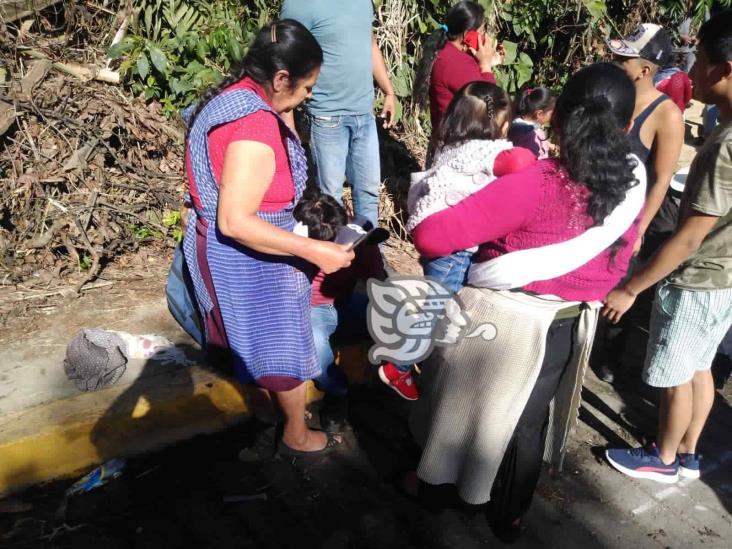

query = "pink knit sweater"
[412,159,639,301]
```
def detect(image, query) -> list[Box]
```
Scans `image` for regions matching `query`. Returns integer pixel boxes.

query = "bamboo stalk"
[105,6,132,70]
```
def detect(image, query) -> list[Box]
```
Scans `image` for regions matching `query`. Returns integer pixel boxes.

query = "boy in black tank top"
[609,23,685,254]
[603,10,732,482]
[595,24,685,382]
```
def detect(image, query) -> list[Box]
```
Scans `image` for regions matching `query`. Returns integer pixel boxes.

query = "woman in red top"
[184,21,354,456]
[412,1,499,143]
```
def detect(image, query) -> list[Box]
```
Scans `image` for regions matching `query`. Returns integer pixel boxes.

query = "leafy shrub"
[111,0,728,130]
[108,0,278,115]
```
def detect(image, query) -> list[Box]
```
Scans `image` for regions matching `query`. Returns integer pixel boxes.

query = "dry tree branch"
[20,48,120,84]
[0,94,181,180]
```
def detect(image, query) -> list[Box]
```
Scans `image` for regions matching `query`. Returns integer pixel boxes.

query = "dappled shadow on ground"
[4,328,728,546]
[342,384,639,548]
[589,375,732,518]
[586,314,732,517]
[89,344,226,463]
[5,381,656,549]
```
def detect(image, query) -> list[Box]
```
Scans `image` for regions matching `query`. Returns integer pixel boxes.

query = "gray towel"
[64,329,128,392]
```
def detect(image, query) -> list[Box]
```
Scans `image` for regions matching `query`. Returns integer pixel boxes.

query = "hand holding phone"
[463,30,484,51]
[335,215,390,251]
[465,32,500,72]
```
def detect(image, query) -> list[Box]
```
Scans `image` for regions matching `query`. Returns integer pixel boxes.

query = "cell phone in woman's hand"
[335,215,389,250]
[336,223,377,250]
[463,30,484,51]
[465,32,503,66]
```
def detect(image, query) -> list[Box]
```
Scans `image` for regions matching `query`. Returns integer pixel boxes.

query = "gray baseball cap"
[607,23,674,65]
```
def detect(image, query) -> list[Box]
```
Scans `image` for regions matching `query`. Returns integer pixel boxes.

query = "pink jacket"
[412,159,639,301]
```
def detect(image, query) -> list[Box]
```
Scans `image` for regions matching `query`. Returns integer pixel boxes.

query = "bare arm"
[640,104,684,235]
[371,34,396,128]
[217,141,353,273]
[602,213,719,323]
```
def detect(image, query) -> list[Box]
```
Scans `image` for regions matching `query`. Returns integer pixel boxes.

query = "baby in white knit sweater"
[408,81,535,293]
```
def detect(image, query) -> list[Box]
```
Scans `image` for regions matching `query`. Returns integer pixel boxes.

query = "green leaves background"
[110,0,730,128]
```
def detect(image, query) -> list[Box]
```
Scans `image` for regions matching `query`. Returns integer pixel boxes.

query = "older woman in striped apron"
[184,20,354,455]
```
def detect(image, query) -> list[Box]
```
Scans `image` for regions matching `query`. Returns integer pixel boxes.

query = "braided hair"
[434,81,511,150]
[412,1,485,108]
[186,19,322,136]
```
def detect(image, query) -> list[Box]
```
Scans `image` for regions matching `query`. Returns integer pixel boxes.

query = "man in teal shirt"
[281,0,396,227]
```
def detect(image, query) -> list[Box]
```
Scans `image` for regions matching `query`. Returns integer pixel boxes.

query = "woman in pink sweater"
[409,63,642,542]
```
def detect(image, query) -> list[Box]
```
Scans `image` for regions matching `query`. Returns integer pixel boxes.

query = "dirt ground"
[1,239,730,548]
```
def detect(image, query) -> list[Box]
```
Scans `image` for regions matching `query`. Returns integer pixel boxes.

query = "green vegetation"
[109,0,729,132]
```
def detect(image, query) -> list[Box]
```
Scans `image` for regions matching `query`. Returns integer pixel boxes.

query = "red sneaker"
[378,362,419,401]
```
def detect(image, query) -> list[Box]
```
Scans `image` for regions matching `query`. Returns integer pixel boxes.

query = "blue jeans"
[309,113,381,228]
[311,293,370,395]
[166,243,204,346]
[420,250,473,295]
[703,105,719,136]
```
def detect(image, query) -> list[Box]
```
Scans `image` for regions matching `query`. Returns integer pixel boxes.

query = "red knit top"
[412,159,640,301]
[429,42,496,132]
[656,72,692,113]
[186,77,295,213]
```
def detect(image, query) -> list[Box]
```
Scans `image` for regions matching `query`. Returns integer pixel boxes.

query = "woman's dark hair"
[293,187,347,242]
[187,19,322,134]
[412,1,485,108]
[435,81,510,150]
[515,86,556,118]
[698,10,732,64]
[553,63,638,227]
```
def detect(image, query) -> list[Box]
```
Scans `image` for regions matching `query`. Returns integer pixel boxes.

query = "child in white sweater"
[408,81,535,293]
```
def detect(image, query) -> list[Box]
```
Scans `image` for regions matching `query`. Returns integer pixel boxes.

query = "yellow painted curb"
[0,366,324,497]
[0,340,374,497]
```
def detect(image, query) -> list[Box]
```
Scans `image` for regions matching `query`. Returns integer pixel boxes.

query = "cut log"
[21,49,120,84]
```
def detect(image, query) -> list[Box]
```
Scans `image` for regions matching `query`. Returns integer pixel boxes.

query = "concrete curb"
[0,365,325,496]
[0,340,375,497]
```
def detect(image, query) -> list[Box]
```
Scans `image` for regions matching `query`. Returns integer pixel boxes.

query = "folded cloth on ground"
[64,329,190,392]
[64,329,129,392]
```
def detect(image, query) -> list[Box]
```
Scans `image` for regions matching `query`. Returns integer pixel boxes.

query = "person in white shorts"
[602,9,732,484]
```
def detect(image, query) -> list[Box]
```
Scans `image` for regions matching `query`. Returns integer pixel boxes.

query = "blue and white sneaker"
[605,445,679,484]
[678,453,702,479]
